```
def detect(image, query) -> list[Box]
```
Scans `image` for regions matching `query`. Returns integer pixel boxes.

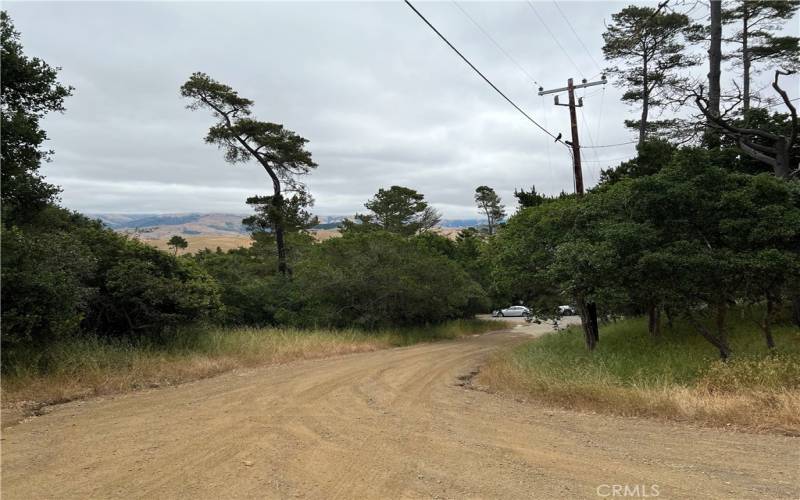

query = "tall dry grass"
[2,319,500,409]
[477,314,800,434]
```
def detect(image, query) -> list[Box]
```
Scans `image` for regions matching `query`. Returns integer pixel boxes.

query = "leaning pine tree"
[181,73,317,275]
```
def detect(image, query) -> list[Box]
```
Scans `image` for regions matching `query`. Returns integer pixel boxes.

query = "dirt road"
[3,324,798,499]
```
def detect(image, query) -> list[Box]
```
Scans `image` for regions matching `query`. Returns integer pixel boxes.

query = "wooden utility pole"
[538,75,607,350]
[538,75,606,196]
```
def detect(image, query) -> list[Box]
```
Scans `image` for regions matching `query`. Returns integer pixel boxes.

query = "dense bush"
[292,231,487,327]
[1,225,95,345]
[191,245,294,326]
[1,209,223,358]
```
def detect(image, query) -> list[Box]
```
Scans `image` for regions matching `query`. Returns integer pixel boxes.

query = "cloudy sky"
[6,1,798,218]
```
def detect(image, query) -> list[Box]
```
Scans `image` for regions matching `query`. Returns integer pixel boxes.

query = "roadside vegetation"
[3,319,500,408]
[479,312,800,434]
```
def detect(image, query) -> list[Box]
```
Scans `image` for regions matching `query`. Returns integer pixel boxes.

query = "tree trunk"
[687,311,731,361]
[647,305,661,338]
[588,301,599,344]
[706,0,723,148]
[763,297,776,351]
[714,302,730,360]
[576,293,597,351]
[639,55,649,146]
[792,296,800,328]
[271,193,289,276]
[774,137,792,179]
[742,11,750,112]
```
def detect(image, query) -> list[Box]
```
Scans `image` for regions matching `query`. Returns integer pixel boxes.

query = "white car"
[493,305,531,317]
[558,305,577,316]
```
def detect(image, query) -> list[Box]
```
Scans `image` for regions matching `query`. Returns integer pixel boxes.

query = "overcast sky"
[6,1,799,218]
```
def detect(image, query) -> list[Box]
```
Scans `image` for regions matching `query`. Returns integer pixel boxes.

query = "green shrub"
[293,231,487,327]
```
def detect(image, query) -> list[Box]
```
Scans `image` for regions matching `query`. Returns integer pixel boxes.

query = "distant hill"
[90,213,249,240]
[90,213,484,240]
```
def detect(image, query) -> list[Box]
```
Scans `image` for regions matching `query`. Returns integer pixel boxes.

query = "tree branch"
[772,70,798,151]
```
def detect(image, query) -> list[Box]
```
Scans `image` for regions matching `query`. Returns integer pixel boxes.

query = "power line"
[765,97,800,108]
[552,1,604,74]
[580,140,638,149]
[451,1,538,84]
[581,156,634,163]
[525,1,584,79]
[404,0,561,141]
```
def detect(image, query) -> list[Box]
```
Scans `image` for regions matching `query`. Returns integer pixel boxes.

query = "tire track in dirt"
[2,326,798,499]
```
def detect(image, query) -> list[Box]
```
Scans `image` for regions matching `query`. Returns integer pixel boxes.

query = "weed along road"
[2,324,797,499]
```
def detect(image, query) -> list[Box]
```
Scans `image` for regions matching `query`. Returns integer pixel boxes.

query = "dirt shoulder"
[2,325,797,499]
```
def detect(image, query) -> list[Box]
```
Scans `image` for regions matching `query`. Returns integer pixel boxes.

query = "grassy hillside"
[478,313,800,434]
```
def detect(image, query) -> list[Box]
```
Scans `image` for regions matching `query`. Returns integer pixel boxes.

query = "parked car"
[558,305,576,316]
[493,305,531,317]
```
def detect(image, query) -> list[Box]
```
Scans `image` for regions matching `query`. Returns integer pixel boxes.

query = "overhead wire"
[451,1,539,85]
[765,96,800,108]
[580,140,638,149]
[578,105,601,184]
[552,1,604,75]
[404,0,563,142]
[525,1,585,79]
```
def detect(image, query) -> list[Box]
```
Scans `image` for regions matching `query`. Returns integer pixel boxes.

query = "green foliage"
[723,1,800,73]
[181,71,317,275]
[87,239,222,338]
[191,245,295,326]
[1,225,94,345]
[513,185,547,209]
[180,72,317,191]
[293,231,487,328]
[1,11,73,226]
[2,207,223,362]
[494,145,800,355]
[342,185,441,236]
[602,6,702,141]
[242,189,319,235]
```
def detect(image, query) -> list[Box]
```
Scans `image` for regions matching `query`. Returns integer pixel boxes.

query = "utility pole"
[538,75,607,350]
[538,75,606,195]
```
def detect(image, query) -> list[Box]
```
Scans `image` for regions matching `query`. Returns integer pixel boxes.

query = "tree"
[602,6,701,145]
[474,186,506,235]
[342,186,441,236]
[697,69,798,178]
[513,186,547,209]
[723,0,800,111]
[180,72,317,275]
[167,235,188,255]
[707,0,723,148]
[242,189,319,236]
[1,11,73,226]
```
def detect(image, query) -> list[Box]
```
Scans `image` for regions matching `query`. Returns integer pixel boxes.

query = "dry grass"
[144,235,252,254]
[478,314,800,434]
[1,320,500,410]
